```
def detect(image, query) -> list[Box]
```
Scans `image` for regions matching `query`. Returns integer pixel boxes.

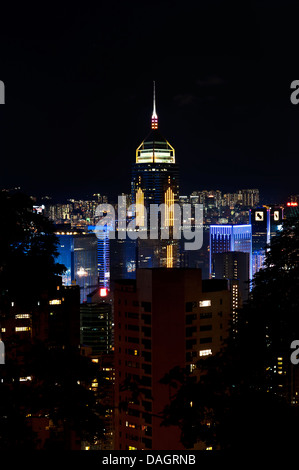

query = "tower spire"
[151,81,158,129]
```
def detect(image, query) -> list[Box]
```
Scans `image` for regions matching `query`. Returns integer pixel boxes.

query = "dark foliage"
[0,191,65,309]
[160,215,299,450]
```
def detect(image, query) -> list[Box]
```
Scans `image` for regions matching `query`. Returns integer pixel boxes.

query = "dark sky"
[0,1,299,204]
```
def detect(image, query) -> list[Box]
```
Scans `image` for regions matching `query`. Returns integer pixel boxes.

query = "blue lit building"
[110,237,137,286]
[56,230,99,303]
[270,206,284,237]
[250,207,270,253]
[249,206,284,277]
[209,224,252,280]
[93,224,111,291]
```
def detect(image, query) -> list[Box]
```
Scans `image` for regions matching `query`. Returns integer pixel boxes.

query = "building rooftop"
[136,129,175,164]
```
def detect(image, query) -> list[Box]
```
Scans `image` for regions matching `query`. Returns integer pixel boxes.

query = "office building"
[110,236,137,287]
[55,229,99,303]
[250,206,283,277]
[94,224,111,291]
[250,207,270,255]
[131,83,180,269]
[209,224,252,280]
[213,251,250,303]
[80,289,113,357]
[270,206,284,236]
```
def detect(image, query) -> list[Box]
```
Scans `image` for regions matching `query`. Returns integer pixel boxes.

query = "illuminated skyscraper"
[55,229,99,303]
[250,206,284,277]
[95,224,111,291]
[131,82,180,268]
[209,224,252,280]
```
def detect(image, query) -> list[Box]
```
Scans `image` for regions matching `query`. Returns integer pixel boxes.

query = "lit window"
[199,300,211,307]
[199,349,212,357]
[19,376,32,382]
[49,300,61,305]
[15,314,30,319]
[129,446,137,450]
[15,327,30,332]
[1,328,6,333]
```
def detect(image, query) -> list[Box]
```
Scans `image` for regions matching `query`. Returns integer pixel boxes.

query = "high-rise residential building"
[114,268,231,450]
[209,224,252,280]
[55,229,99,303]
[46,196,108,228]
[222,192,240,209]
[238,189,259,207]
[131,83,180,269]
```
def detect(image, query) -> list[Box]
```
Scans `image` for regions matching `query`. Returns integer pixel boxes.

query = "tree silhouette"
[160,214,299,450]
[0,191,65,310]
[0,192,107,449]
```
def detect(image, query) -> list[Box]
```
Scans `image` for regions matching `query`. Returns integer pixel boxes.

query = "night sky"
[0,1,299,204]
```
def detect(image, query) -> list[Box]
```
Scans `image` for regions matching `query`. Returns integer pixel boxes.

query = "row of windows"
[117,300,151,312]
[186,324,218,335]
[186,299,223,312]
[186,337,215,349]
[186,311,223,324]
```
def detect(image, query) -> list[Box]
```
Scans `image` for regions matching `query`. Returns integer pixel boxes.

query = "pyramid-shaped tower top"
[136,82,175,164]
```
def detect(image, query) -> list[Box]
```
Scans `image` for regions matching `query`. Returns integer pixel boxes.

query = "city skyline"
[1,1,299,455]
[0,72,297,204]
